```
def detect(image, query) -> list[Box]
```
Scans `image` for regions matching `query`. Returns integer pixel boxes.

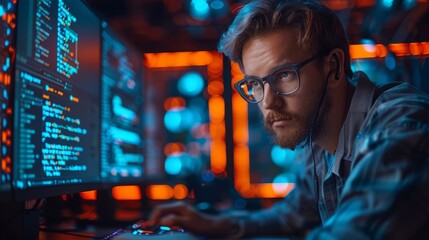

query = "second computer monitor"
[100,23,145,186]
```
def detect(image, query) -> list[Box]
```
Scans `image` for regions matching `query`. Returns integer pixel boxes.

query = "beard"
[263,87,331,149]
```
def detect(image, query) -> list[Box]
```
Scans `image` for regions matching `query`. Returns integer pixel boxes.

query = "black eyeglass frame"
[234,55,319,103]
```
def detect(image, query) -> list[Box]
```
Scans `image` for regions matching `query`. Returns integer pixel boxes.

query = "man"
[149,0,429,238]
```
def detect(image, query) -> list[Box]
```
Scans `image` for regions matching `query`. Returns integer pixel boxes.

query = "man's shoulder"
[374,81,429,107]
[357,80,429,140]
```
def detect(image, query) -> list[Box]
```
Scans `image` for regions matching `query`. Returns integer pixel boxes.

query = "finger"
[159,213,219,236]
[148,201,189,226]
[159,214,197,233]
[158,214,183,227]
[149,201,184,224]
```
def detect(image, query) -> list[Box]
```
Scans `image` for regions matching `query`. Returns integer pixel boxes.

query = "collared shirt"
[238,72,429,239]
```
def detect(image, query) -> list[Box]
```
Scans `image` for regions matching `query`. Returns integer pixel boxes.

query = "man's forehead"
[241,33,308,76]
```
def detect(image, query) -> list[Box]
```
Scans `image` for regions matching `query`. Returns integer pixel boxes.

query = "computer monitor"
[12,0,101,201]
[0,0,16,202]
[100,23,145,187]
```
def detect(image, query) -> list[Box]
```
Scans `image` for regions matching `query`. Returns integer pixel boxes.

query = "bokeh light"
[270,146,297,168]
[165,154,183,175]
[178,71,205,96]
[164,107,198,133]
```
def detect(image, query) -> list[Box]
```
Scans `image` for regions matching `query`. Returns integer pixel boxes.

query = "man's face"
[241,30,328,149]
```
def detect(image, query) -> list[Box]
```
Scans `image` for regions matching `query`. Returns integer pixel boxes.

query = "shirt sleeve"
[307,101,429,239]
[240,146,322,237]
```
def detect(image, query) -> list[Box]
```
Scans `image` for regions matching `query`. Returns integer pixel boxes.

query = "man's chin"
[273,132,309,150]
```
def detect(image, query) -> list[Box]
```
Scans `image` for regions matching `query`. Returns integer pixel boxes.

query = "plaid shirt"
[238,72,429,239]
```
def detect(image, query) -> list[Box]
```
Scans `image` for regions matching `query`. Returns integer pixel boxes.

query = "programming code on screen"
[13,0,100,191]
[100,25,144,182]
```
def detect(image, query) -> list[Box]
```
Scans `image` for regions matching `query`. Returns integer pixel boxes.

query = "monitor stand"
[95,188,119,225]
[87,188,143,227]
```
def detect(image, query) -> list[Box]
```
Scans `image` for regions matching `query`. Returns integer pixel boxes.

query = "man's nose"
[262,84,282,109]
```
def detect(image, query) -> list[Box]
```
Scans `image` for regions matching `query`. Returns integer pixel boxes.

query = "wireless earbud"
[333,54,340,80]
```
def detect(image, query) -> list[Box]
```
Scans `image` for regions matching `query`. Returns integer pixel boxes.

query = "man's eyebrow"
[242,56,298,78]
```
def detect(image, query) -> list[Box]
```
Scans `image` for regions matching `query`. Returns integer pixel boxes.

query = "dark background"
[85,0,429,53]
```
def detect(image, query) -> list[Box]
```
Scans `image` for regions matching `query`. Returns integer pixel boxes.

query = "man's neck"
[315,82,354,154]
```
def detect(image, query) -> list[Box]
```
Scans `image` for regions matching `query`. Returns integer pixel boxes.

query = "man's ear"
[333,54,340,80]
[327,49,345,87]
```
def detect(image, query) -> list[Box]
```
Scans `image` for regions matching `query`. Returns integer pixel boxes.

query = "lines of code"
[15,70,91,182]
[13,0,100,191]
[100,27,144,180]
[34,0,52,67]
[34,0,80,78]
[57,0,79,79]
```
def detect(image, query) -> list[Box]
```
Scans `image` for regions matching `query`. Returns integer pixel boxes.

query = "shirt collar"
[332,71,376,177]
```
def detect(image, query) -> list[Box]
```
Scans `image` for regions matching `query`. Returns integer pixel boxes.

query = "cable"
[309,131,322,224]
[308,56,349,224]
[308,69,331,224]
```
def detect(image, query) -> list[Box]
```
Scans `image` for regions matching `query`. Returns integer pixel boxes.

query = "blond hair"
[218,0,353,78]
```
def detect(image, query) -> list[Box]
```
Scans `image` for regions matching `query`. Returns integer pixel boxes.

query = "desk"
[40,221,119,239]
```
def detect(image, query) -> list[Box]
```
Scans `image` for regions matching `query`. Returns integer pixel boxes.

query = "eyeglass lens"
[237,68,299,103]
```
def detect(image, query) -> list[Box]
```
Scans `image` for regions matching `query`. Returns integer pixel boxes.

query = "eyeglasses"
[234,55,319,103]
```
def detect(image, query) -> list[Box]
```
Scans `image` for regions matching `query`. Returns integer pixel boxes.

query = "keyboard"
[105,220,199,240]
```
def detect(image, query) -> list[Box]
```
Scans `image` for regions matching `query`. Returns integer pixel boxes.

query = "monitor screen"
[0,0,16,201]
[100,24,144,186]
[13,0,101,200]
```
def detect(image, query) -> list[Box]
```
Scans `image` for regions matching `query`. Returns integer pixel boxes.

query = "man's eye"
[247,80,259,86]
[274,71,294,81]
[279,72,289,78]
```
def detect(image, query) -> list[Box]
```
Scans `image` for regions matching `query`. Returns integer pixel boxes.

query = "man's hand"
[148,201,233,237]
